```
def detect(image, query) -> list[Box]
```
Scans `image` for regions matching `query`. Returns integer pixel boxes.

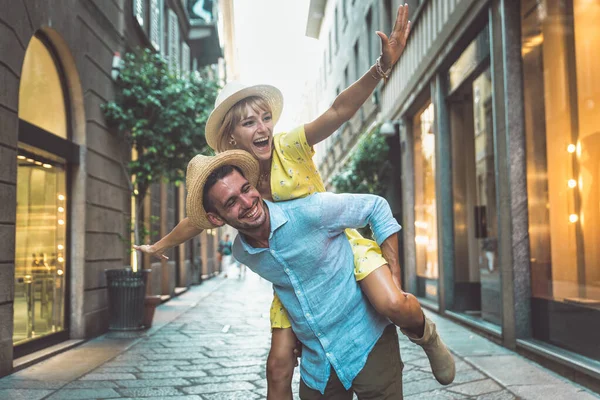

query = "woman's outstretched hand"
[377,3,412,71]
[133,244,169,260]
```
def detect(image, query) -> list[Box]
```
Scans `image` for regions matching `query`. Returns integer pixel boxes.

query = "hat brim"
[187,150,260,229]
[205,84,284,151]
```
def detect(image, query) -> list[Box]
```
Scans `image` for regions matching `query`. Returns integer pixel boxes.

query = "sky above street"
[232,0,321,131]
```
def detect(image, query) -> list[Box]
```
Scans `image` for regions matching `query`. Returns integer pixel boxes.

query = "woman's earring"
[229,137,237,147]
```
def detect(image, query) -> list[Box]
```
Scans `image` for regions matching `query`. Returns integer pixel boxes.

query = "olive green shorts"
[299,324,404,399]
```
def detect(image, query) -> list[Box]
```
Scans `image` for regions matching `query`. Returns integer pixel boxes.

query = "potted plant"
[102,48,219,329]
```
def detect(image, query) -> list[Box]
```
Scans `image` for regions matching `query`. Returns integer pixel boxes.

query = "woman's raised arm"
[304,4,411,147]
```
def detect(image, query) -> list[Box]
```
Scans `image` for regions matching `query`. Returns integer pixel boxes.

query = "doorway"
[447,27,502,326]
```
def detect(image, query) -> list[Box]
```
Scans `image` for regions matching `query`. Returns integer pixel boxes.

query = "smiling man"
[185,150,405,399]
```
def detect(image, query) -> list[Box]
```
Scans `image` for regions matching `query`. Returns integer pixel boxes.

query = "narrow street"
[0,271,598,400]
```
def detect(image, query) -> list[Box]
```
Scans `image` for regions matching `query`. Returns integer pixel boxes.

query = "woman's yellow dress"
[268,125,388,328]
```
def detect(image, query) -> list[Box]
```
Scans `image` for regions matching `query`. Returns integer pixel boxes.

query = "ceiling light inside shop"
[57,244,64,250]
[568,179,577,188]
[569,214,579,223]
[58,194,65,201]
[58,207,64,212]
[43,163,52,168]
[58,219,65,225]
[17,155,26,160]
[567,144,576,153]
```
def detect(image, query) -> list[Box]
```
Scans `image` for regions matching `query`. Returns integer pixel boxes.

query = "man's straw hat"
[205,82,283,151]
[186,150,259,229]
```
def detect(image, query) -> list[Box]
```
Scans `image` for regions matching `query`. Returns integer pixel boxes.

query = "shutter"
[134,0,144,27]
[150,0,161,50]
[168,9,180,72]
[181,43,191,75]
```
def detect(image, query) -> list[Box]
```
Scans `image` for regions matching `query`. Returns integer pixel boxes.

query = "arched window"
[14,34,75,350]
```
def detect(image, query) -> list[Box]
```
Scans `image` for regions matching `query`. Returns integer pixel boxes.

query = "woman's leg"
[360,266,455,385]
[359,266,424,334]
[267,327,297,400]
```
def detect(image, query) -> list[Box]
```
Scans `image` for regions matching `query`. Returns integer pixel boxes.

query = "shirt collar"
[238,200,288,254]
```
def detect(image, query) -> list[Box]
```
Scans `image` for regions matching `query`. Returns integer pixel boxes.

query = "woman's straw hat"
[186,150,259,229]
[205,82,284,151]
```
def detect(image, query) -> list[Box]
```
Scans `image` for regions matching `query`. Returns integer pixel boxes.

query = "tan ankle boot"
[401,316,455,385]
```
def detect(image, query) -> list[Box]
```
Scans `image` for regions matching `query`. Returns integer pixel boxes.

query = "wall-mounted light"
[567,144,576,153]
[569,214,579,223]
[379,120,401,137]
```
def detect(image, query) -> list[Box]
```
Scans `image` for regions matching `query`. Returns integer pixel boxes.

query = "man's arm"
[317,192,401,247]
[315,192,402,287]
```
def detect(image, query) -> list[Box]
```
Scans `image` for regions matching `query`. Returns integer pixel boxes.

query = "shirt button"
[305,313,311,318]
[326,352,332,357]
[285,268,290,273]
[296,290,301,295]
[317,332,322,337]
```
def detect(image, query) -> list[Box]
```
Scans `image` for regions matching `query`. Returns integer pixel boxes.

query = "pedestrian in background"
[218,234,233,277]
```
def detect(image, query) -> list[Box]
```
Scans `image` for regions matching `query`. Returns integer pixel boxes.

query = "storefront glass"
[13,154,67,344]
[413,103,439,286]
[522,0,600,359]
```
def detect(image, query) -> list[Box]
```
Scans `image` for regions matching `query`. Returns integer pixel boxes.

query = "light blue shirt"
[233,192,402,393]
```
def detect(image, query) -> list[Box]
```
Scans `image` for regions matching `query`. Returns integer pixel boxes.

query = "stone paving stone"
[137,370,208,379]
[405,389,467,399]
[177,363,223,371]
[144,352,209,360]
[451,369,487,384]
[0,389,53,400]
[476,389,518,400]
[116,386,183,397]
[136,365,180,372]
[403,377,443,396]
[107,359,192,367]
[218,359,265,368]
[466,354,566,387]
[209,365,264,376]
[114,378,192,388]
[119,396,203,400]
[189,373,262,384]
[182,381,256,394]
[448,379,503,396]
[45,388,121,399]
[94,366,140,374]
[202,390,261,400]
[205,349,269,358]
[0,379,66,389]
[403,368,432,381]
[510,384,600,400]
[64,381,119,389]
[80,372,137,380]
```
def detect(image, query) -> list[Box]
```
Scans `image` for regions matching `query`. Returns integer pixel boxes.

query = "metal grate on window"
[134,0,144,27]
[168,9,180,72]
[150,0,161,50]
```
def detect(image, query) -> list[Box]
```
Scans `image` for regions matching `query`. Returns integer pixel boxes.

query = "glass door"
[14,152,67,344]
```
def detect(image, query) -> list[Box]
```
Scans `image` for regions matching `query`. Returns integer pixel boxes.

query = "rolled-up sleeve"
[316,192,401,246]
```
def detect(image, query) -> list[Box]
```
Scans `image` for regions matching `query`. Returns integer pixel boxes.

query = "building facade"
[375,0,599,391]
[0,0,221,376]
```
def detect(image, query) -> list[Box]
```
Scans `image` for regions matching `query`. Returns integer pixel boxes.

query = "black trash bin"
[105,268,149,331]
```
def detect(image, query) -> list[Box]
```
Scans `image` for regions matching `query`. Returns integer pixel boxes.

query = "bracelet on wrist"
[375,56,392,80]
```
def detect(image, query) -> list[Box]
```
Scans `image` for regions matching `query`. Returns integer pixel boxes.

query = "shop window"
[413,103,438,284]
[15,35,70,347]
[522,0,600,359]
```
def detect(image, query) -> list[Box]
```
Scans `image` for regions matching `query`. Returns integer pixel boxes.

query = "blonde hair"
[216,96,272,153]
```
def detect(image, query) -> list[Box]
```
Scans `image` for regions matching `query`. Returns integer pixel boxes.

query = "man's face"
[206,170,267,231]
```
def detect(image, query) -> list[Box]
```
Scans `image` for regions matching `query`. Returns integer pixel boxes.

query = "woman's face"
[230,105,274,162]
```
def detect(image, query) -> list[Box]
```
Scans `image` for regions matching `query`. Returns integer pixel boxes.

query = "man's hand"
[133,244,169,260]
[293,340,302,367]
[377,3,412,71]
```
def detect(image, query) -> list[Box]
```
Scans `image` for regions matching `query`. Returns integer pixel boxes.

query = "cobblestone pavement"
[1,271,599,400]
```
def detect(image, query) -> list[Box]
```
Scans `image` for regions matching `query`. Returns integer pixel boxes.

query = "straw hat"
[205,82,284,151]
[186,150,259,229]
